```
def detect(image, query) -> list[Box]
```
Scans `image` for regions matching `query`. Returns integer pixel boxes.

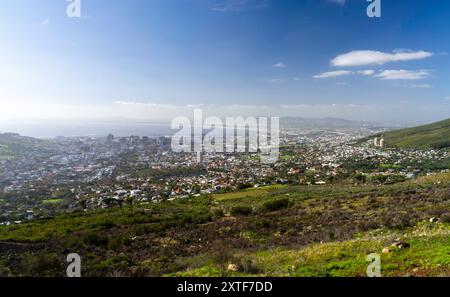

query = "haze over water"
[0,121,174,138]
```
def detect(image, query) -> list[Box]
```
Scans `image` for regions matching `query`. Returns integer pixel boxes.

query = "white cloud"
[445,97,450,100]
[314,68,432,81]
[273,62,287,68]
[357,70,375,76]
[331,50,433,67]
[314,69,377,79]
[313,70,353,79]
[336,82,348,86]
[375,70,431,80]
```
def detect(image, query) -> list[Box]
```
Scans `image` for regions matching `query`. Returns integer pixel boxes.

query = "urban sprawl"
[0,127,448,225]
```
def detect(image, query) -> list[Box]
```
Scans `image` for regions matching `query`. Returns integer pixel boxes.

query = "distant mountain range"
[1,117,400,139]
[376,118,450,149]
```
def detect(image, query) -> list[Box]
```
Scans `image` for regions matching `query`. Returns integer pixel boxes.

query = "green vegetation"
[0,175,449,277]
[213,186,283,201]
[0,197,213,242]
[0,144,11,160]
[261,198,292,212]
[172,223,450,277]
[42,199,64,205]
[379,164,401,169]
[230,206,253,216]
[379,118,450,149]
[0,133,51,156]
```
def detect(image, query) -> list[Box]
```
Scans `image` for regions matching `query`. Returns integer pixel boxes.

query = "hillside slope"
[0,133,54,158]
[0,175,449,277]
[380,118,450,149]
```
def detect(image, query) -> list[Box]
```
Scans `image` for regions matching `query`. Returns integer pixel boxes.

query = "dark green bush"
[97,220,116,229]
[441,213,450,223]
[108,235,131,251]
[261,198,291,212]
[211,207,225,218]
[230,206,253,216]
[254,218,274,228]
[237,183,253,190]
[134,224,158,236]
[94,255,131,271]
[238,258,261,274]
[21,253,63,276]
[83,232,108,247]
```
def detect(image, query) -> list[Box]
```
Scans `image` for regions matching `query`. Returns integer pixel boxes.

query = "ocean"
[0,121,175,138]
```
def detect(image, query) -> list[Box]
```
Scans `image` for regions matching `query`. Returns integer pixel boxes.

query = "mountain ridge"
[376,118,450,149]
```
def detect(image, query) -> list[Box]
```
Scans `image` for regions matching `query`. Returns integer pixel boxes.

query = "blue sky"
[0,0,449,124]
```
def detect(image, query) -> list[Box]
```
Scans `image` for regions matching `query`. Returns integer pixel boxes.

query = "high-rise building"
[197,151,203,164]
[373,135,385,148]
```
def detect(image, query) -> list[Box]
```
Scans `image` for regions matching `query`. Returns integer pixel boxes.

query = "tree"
[125,196,135,212]
[103,197,116,213]
[117,198,124,214]
[353,173,367,184]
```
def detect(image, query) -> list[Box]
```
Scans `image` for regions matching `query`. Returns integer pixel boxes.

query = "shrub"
[211,240,234,277]
[211,207,225,218]
[22,253,63,276]
[441,213,450,223]
[238,258,260,274]
[254,218,275,228]
[108,235,131,251]
[230,206,253,217]
[237,183,253,190]
[95,255,131,271]
[134,224,154,236]
[261,198,291,212]
[98,220,116,229]
[82,232,108,247]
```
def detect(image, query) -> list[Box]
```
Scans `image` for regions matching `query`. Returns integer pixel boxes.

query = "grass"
[213,185,285,201]
[42,199,64,205]
[0,197,213,242]
[0,177,449,277]
[214,189,270,201]
[413,172,450,184]
[171,222,450,277]
[379,164,401,169]
[379,118,450,149]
